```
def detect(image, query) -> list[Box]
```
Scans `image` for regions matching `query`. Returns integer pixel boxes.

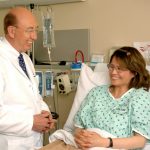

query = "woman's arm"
[74,128,147,149]
[112,133,146,149]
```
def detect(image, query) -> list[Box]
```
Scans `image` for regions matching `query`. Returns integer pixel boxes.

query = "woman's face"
[108,57,135,88]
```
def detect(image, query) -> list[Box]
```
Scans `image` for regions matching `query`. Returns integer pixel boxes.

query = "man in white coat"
[0,7,55,150]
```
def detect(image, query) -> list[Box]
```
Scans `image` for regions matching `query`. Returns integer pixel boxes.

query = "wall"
[0,8,8,36]
[0,0,150,61]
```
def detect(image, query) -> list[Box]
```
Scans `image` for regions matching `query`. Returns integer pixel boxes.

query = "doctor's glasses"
[13,25,39,34]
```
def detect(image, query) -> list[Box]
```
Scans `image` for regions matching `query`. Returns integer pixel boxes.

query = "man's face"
[12,14,38,53]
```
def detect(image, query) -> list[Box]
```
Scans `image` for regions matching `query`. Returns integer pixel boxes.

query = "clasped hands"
[74,128,108,149]
[32,110,56,133]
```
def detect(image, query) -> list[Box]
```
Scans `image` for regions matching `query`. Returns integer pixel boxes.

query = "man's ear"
[7,26,16,38]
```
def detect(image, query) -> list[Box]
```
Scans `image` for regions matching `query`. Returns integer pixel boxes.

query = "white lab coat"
[0,37,49,150]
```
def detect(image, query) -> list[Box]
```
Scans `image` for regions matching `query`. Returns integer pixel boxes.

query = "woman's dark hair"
[109,46,150,91]
[4,12,17,34]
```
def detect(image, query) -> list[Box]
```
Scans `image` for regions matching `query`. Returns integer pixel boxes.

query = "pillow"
[63,63,110,132]
[94,63,108,72]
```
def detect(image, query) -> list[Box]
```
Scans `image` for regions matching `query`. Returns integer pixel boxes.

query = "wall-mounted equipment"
[44,71,54,96]
[35,70,54,97]
[71,49,84,70]
[56,74,71,94]
[90,53,105,66]
[35,71,44,96]
[0,0,86,8]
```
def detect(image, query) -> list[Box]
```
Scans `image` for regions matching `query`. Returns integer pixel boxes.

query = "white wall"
[1,0,150,62]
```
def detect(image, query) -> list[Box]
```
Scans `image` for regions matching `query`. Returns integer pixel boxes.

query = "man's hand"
[41,110,57,131]
[32,111,56,133]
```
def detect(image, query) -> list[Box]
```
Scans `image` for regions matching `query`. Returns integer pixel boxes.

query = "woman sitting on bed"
[74,46,150,150]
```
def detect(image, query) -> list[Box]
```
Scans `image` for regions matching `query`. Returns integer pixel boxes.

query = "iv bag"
[42,10,55,49]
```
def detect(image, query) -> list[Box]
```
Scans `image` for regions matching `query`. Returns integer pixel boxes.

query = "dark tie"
[18,53,29,78]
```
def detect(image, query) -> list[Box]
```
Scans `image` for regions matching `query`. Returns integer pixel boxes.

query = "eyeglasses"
[24,27,39,34]
[107,64,129,73]
[14,26,39,34]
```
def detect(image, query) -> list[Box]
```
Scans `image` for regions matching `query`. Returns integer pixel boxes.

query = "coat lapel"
[1,52,29,80]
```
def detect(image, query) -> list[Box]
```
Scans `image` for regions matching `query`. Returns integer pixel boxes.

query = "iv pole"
[29,3,35,65]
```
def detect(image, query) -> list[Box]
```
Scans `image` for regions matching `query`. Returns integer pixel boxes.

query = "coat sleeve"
[39,94,50,112]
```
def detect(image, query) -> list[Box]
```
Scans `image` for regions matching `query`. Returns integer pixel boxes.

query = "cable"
[47,48,58,128]
[47,47,51,62]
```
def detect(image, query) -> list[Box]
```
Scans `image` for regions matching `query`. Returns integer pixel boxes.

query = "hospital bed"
[40,63,150,150]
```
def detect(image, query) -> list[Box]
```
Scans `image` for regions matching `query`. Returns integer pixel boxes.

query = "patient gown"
[74,85,150,139]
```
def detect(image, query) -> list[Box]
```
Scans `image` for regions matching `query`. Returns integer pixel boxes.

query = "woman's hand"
[74,128,109,149]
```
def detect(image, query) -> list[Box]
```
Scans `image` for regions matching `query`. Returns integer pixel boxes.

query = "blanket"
[49,128,126,150]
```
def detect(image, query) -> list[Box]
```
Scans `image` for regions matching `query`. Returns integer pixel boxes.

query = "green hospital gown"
[74,85,150,139]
